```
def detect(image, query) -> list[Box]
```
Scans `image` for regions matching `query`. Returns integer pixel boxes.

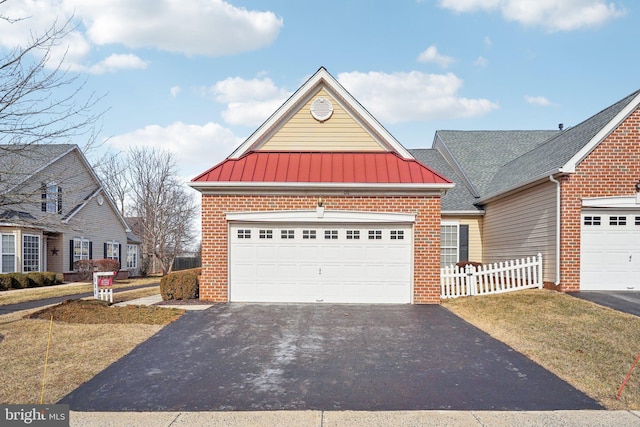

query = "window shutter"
[89,242,93,260]
[459,224,469,263]
[103,243,107,259]
[57,186,62,214]
[69,240,74,270]
[41,183,47,212]
[118,244,122,270]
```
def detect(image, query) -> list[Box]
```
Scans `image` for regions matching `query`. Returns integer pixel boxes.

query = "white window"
[1,234,16,273]
[106,241,120,261]
[584,216,601,226]
[346,230,360,240]
[324,230,338,240]
[127,244,138,269]
[74,238,90,263]
[259,229,273,239]
[368,230,382,240]
[610,216,627,226]
[237,229,251,239]
[43,182,61,214]
[302,230,316,239]
[22,234,40,272]
[390,230,404,240]
[441,223,459,268]
[281,230,295,239]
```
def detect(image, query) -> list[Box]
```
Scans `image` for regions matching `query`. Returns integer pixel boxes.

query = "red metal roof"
[192,152,451,184]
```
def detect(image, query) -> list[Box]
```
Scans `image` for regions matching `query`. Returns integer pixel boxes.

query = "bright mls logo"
[1,405,69,426]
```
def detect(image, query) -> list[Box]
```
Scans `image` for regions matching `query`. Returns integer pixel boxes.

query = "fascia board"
[563,92,640,173]
[476,169,563,204]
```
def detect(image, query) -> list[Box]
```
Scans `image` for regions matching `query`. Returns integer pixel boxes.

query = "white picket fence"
[441,253,543,299]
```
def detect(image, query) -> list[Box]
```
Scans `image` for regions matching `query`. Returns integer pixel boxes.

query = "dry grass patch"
[443,289,640,409]
[0,297,184,404]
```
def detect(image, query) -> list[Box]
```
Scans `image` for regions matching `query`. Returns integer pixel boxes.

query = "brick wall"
[559,107,640,291]
[200,194,442,303]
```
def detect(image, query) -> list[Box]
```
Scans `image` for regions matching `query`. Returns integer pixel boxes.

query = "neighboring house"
[190,68,453,304]
[413,88,640,293]
[0,144,133,278]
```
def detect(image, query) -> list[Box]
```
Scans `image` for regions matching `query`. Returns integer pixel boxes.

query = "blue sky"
[0,0,638,181]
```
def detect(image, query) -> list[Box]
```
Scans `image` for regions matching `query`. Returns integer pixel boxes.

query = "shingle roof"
[0,144,76,193]
[192,151,451,185]
[484,89,640,197]
[410,148,481,212]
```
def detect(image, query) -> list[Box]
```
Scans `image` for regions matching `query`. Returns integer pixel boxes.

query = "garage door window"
[390,230,404,240]
[610,216,626,226]
[368,230,382,240]
[238,229,251,239]
[259,229,273,239]
[281,229,295,239]
[346,230,360,239]
[302,230,316,239]
[324,230,338,239]
[583,216,601,226]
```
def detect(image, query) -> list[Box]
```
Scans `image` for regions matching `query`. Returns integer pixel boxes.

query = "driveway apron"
[59,304,601,411]
[572,291,640,317]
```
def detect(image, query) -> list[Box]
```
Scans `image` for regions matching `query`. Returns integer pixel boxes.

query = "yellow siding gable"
[259,88,386,152]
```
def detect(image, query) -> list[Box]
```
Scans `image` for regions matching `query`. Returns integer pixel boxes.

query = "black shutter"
[69,240,74,270]
[41,183,47,212]
[459,224,469,263]
[89,242,93,260]
[57,186,62,214]
[103,243,107,259]
[118,244,122,270]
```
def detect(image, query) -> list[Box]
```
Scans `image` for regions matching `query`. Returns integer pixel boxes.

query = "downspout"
[549,175,561,287]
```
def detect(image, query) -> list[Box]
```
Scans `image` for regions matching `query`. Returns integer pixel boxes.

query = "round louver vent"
[310,97,333,122]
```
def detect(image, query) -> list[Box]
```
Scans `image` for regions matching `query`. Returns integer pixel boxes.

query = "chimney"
[558,123,564,131]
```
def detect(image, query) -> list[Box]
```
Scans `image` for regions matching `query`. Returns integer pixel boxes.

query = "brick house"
[191,67,640,302]
[190,68,453,303]
[412,88,640,292]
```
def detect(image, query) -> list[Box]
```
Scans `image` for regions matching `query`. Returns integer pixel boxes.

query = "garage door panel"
[230,223,412,303]
[581,211,640,291]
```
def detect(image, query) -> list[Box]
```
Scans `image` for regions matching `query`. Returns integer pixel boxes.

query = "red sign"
[98,276,113,287]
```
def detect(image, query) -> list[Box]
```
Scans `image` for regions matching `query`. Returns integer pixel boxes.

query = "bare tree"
[126,147,198,275]
[96,152,130,215]
[0,6,102,207]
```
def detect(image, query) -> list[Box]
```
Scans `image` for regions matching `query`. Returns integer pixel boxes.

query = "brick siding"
[559,107,640,291]
[200,194,442,304]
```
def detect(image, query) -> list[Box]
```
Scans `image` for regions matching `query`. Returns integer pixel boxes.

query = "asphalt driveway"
[60,304,600,411]
[572,291,640,317]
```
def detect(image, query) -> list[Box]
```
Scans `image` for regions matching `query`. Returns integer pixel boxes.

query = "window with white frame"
[22,234,40,272]
[1,234,16,273]
[440,223,459,268]
[106,241,120,261]
[127,244,138,269]
[73,238,90,263]
[43,182,61,214]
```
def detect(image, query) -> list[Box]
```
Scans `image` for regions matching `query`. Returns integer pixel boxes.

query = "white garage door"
[229,223,412,303]
[581,211,640,290]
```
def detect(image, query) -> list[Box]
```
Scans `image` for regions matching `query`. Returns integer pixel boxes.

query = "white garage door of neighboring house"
[229,223,412,303]
[581,211,640,290]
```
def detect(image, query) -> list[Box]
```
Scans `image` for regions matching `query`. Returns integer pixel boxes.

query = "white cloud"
[337,71,498,124]
[108,122,243,179]
[210,76,292,126]
[525,95,552,106]
[170,86,182,97]
[417,45,455,68]
[76,0,283,56]
[438,0,625,31]
[474,56,489,67]
[0,0,282,74]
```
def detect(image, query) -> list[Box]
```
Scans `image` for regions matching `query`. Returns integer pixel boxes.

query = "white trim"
[563,92,640,173]
[226,210,416,224]
[582,196,640,209]
[228,68,414,160]
[22,233,41,272]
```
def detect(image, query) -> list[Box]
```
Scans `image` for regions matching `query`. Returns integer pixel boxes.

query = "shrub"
[0,274,12,291]
[8,272,29,289]
[41,272,61,286]
[94,258,120,272]
[160,269,199,301]
[74,259,94,281]
[26,272,45,287]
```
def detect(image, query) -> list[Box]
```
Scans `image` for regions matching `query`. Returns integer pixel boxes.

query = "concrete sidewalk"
[114,294,213,310]
[70,410,640,426]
